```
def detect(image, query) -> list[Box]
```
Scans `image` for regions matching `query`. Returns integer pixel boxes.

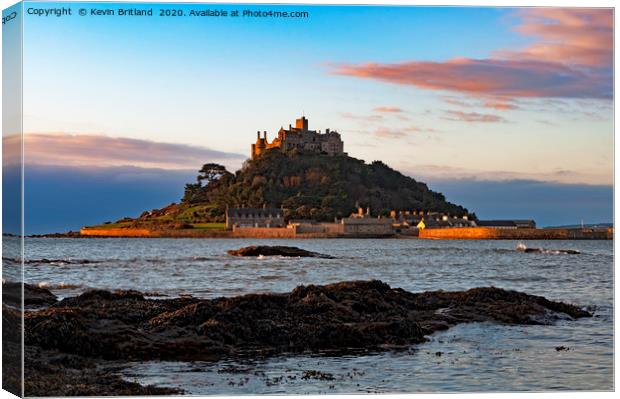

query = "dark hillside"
[183,149,468,221]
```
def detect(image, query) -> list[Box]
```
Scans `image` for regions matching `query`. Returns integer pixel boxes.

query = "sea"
[3,237,614,393]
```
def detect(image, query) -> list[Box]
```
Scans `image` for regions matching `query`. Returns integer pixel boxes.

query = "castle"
[251,116,344,159]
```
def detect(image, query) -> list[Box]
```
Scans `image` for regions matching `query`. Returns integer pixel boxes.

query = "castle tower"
[295,116,308,131]
[252,130,267,159]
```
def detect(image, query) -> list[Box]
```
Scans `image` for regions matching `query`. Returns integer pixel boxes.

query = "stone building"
[225,207,285,229]
[390,210,475,230]
[340,207,393,236]
[417,217,476,229]
[251,116,344,159]
[288,208,394,237]
[476,220,536,229]
[340,217,394,236]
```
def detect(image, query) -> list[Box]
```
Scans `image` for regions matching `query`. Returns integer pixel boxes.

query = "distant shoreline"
[10,226,613,240]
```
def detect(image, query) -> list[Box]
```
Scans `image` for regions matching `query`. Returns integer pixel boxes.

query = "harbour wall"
[80,228,154,237]
[419,227,612,240]
[79,226,391,239]
[79,226,612,239]
[231,226,296,238]
[79,227,232,238]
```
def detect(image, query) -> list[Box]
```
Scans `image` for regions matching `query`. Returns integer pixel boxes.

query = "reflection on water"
[123,320,613,394]
[12,237,614,392]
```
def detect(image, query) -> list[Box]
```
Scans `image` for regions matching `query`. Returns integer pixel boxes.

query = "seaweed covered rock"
[25,280,591,363]
[3,281,58,308]
[227,245,334,258]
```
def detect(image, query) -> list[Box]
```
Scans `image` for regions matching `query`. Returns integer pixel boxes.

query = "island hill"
[81,116,611,240]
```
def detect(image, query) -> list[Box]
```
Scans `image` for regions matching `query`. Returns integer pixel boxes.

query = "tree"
[197,163,232,186]
[182,182,201,203]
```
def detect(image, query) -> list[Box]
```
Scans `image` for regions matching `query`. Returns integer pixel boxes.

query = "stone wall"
[419,227,612,240]
[231,226,296,238]
[80,228,153,237]
[342,219,394,236]
[80,228,233,238]
[293,222,344,234]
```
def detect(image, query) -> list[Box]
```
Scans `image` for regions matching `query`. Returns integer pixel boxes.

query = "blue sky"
[3,2,613,232]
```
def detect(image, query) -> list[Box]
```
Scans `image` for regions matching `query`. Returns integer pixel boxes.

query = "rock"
[526,248,580,254]
[23,346,181,396]
[227,245,335,258]
[15,280,594,397]
[25,280,591,365]
[517,243,580,254]
[26,231,82,238]
[3,281,58,308]
[302,370,335,381]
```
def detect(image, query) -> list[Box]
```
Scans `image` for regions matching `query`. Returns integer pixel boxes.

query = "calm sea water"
[6,237,615,393]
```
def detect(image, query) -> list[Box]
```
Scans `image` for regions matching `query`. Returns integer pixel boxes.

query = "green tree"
[197,163,232,186]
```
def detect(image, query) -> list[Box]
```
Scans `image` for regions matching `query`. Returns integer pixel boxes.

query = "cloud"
[442,97,475,108]
[332,58,609,100]
[340,112,384,122]
[443,110,506,123]
[370,124,437,139]
[482,99,519,110]
[400,163,611,185]
[3,133,245,170]
[506,8,613,67]
[330,9,612,102]
[442,96,519,111]
[402,126,437,133]
[374,127,407,139]
[373,106,403,113]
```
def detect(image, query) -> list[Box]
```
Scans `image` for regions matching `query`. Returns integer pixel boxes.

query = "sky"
[3,2,614,232]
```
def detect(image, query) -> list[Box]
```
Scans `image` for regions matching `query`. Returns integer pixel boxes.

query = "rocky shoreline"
[3,280,592,396]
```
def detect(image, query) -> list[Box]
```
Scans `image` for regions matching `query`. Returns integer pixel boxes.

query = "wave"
[36,281,83,290]
[256,255,302,260]
[3,257,103,265]
[258,275,286,281]
[126,256,223,264]
[487,275,549,283]
[516,243,581,255]
[189,256,219,262]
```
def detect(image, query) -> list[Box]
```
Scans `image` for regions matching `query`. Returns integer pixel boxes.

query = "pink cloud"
[374,127,407,139]
[402,163,611,185]
[333,58,608,99]
[443,111,506,123]
[442,96,519,111]
[508,8,613,67]
[483,99,519,110]
[330,9,612,102]
[373,106,404,113]
[3,133,244,169]
[372,124,436,139]
[402,126,437,133]
[340,112,384,122]
[442,97,474,108]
